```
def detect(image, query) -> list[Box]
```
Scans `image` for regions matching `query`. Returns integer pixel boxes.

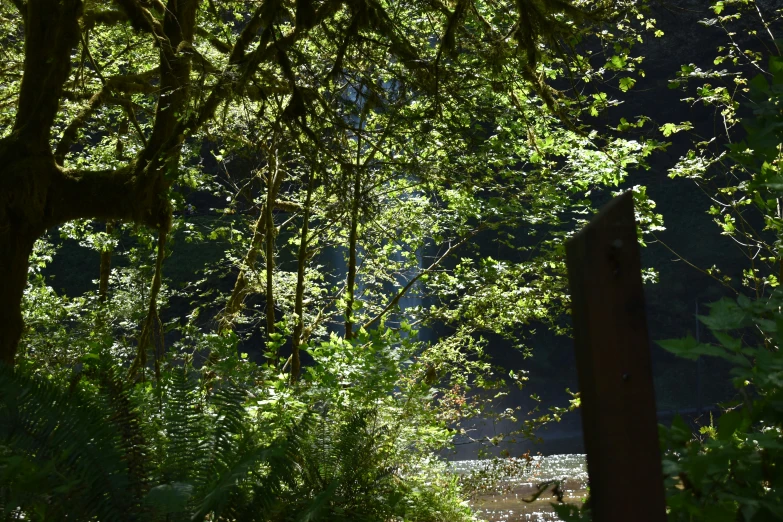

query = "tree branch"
[106,69,160,93]
[54,87,151,165]
[189,0,344,133]
[82,9,129,30]
[291,169,316,381]
[138,0,196,168]
[8,0,26,21]
[46,164,169,230]
[55,48,157,164]
[112,0,166,37]
[264,147,277,357]
[344,166,361,340]
[217,165,287,334]
[99,221,114,302]
[54,88,108,165]
[195,26,232,54]
[361,230,478,331]
[13,0,82,150]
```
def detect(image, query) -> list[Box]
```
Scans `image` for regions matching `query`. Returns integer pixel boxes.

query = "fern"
[0,357,466,521]
[193,380,285,520]
[156,366,209,486]
[89,356,149,502]
[271,408,406,522]
[0,360,297,521]
[144,365,299,521]
[0,363,136,521]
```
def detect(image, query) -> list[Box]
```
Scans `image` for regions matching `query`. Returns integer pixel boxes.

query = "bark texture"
[0,0,194,365]
[291,172,316,381]
[0,0,338,365]
[264,154,277,357]
[1,0,84,365]
[0,230,35,366]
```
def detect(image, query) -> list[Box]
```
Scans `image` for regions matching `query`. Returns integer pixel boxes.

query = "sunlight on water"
[450,454,588,522]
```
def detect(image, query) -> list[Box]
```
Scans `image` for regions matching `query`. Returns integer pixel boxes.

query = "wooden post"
[565,191,667,522]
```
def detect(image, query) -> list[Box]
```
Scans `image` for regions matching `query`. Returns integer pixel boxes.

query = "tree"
[0,1,683,516]
[0,0,662,380]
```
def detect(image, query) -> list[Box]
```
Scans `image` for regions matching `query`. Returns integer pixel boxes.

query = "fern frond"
[157,366,209,485]
[90,357,150,500]
[192,443,288,521]
[0,364,136,521]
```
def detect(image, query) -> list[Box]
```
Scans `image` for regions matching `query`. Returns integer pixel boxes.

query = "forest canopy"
[0,0,665,377]
[10,0,782,520]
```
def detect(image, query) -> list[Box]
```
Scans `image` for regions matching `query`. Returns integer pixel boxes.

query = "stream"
[450,454,588,522]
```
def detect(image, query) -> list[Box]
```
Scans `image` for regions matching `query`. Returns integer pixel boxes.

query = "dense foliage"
[660,292,783,522]
[653,2,783,520]
[658,4,783,519]
[1,347,475,521]
[555,2,783,521]
[6,0,783,520]
[0,0,671,519]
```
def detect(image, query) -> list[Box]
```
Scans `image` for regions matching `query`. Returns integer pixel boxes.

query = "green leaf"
[660,123,677,137]
[712,331,741,351]
[660,122,693,137]
[656,335,726,360]
[700,298,750,330]
[667,414,692,445]
[703,503,738,522]
[749,73,769,96]
[619,77,636,92]
[717,409,744,441]
[610,55,626,69]
[143,482,194,515]
[770,55,783,84]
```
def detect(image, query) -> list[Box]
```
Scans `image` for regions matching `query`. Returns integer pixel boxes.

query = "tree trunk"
[0,229,36,366]
[218,167,287,334]
[99,221,114,302]
[217,214,266,334]
[265,151,277,361]
[344,168,362,340]
[0,137,56,365]
[291,171,316,381]
[0,0,228,367]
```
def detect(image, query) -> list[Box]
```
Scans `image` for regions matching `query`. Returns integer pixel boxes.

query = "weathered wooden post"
[565,191,667,521]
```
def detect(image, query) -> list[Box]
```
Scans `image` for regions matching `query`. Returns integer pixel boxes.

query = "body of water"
[450,454,588,522]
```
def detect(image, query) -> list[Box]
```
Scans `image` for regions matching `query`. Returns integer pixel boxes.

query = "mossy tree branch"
[291,169,316,382]
[13,0,82,150]
[264,145,278,361]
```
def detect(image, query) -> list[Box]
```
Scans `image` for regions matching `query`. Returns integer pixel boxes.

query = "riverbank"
[452,454,588,522]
